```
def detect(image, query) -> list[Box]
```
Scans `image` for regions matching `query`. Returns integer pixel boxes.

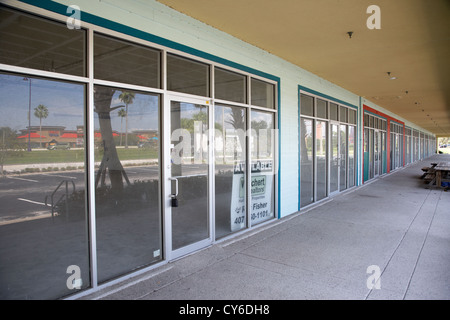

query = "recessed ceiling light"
[387,72,397,80]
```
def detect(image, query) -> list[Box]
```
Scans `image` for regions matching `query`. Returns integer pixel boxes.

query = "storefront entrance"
[164,95,213,260]
[330,122,346,195]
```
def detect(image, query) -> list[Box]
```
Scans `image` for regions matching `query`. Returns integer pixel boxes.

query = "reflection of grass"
[5,148,158,165]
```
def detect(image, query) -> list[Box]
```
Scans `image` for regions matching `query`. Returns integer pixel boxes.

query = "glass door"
[374,130,380,177]
[164,95,213,260]
[339,125,347,191]
[329,122,339,194]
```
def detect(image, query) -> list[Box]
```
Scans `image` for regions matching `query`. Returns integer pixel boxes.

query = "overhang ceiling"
[157,0,450,137]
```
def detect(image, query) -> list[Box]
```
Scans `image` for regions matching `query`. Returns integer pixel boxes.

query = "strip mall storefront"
[0,1,436,299]
[0,2,278,299]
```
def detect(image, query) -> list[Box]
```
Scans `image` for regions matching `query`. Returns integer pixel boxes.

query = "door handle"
[169,177,178,197]
[169,177,179,207]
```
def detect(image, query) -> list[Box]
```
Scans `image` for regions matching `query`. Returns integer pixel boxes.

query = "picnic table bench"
[423,162,450,190]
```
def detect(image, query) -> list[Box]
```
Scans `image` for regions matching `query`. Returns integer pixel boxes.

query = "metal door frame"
[163,93,214,261]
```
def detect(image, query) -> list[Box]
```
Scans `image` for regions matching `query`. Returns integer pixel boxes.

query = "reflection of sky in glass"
[0,74,160,134]
[251,110,273,129]
[95,90,159,132]
[179,102,206,117]
[0,73,84,132]
[215,106,232,129]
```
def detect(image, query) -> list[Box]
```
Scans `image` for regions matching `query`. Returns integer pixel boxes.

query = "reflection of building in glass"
[17,125,82,148]
[15,125,160,148]
[132,130,158,141]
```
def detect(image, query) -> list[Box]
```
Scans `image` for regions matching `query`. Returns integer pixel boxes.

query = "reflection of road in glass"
[0,160,277,224]
[0,165,161,224]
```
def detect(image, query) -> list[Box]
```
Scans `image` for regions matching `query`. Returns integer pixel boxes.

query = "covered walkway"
[81,154,450,300]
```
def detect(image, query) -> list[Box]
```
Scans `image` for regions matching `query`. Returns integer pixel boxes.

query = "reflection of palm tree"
[119,91,135,148]
[34,104,49,148]
[226,107,245,160]
[226,108,245,130]
[94,87,130,191]
[252,119,268,158]
[118,108,126,146]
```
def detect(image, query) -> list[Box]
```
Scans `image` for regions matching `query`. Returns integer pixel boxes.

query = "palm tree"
[34,104,49,148]
[118,92,135,148]
[117,108,127,146]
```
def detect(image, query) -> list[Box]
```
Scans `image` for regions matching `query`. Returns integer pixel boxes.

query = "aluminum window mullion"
[313,119,317,202]
[0,63,89,83]
[246,107,252,229]
[210,64,216,241]
[209,100,215,242]
[86,28,98,290]
[92,79,164,95]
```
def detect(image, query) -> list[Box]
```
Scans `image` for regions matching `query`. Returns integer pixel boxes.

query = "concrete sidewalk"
[80,154,450,300]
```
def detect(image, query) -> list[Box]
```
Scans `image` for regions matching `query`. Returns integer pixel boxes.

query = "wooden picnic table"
[434,162,450,189]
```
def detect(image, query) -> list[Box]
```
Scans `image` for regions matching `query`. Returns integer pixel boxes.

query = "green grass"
[4,148,158,165]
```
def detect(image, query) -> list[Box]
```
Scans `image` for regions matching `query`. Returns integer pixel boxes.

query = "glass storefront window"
[0,4,280,299]
[369,130,374,178]
[0,73,89,299]
[94,33,161,88]
[339,125,347,191]
[348,126,356,188]
[300,118,313,207]
[330,103,338,121]
[215,68,246,104]
[300,94,314,116]
[0,7,86,77]
[316,99,327,119]
[214,105,247,238]
[93,85,161,283]
[250,110,275,224]
[348,109,356,124]
[251,78,275,109]
[167,54,210,97]
[390,133,395,170]
[316,121,327,200]
[339,106,347,123]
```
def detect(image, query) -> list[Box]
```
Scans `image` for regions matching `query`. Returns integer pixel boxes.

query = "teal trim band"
[298,85,357,109]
